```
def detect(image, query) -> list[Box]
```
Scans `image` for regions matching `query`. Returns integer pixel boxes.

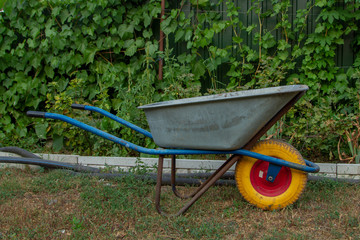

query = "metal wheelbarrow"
[27,85,319,216]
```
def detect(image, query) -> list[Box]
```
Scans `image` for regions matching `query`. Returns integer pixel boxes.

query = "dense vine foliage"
[0,0,165,155]
[0,0,359,161]
[161,0,360,161]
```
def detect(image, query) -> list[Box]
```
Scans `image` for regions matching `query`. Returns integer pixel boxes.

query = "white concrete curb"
[1,152,359,179]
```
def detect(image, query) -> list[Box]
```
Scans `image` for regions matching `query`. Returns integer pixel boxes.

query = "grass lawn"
[0,167,360,239]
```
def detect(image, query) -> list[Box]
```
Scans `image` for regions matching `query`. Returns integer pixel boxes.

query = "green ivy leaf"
[35,122,48,139]
[190,0,209,7]
[125,43,137,56]
[144,13,152,27]
[175,29,184,42]
[83,48,98,64]
[192,61,206,77]
[315,24,325,33]
[45,65,54,78]
[146,43,157,56]
[278,51,289,61]
[142,29,153,39]
[53,134,64,152]
[204,29,214,40]
[183,29,192,41]
[118,24,134,38]
[246,25,257,33]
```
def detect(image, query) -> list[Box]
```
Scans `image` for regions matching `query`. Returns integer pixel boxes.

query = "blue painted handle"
[71,104,153,139]
[37,112,319,173]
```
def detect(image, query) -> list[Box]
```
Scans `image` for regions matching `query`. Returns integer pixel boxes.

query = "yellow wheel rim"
[235,139,307,210]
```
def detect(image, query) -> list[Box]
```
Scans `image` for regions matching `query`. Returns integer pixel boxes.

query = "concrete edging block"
[0,152,21,157]
[337,164,360,175]
[337,175,360,180]
[105,157,159,167]
[36,153,79,164]
[316,163,336,174]
[78,156,106,165]
[173,159,227,170]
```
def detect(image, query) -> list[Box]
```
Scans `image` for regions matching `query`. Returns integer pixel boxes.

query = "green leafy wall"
[0,0,359,161]
[0,0,166,155]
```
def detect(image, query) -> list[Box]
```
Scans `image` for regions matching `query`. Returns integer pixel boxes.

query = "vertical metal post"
[158,0,165,80]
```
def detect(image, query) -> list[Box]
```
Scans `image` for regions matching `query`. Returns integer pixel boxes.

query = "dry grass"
[1,168,360,239]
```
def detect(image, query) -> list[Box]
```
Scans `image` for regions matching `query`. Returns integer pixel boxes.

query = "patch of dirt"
[0,189,81,235]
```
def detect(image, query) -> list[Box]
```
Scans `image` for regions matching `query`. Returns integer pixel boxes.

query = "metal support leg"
[155,154,241,217]
[171,155,198,199]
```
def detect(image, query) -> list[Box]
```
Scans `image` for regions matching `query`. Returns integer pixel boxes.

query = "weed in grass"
[338,113,360,164]
[222,206,238,218]
[129,158,157,175]
[71,216,84,230]
[70,215,94,239]
[101,163,118,173]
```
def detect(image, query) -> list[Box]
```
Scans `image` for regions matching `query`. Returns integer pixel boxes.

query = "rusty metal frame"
[155,154,241,217]
[154,92,306,216]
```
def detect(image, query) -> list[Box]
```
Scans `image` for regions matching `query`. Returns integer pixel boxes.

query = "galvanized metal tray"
[139,85,308,150]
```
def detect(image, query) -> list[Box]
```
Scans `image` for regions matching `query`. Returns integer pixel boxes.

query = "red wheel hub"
[250,160,292,197]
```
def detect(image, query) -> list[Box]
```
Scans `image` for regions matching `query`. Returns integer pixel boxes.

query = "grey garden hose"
[0,146,100,173]
[1,147,359,185]
[0,146,233,186]
[0,146,42,159]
